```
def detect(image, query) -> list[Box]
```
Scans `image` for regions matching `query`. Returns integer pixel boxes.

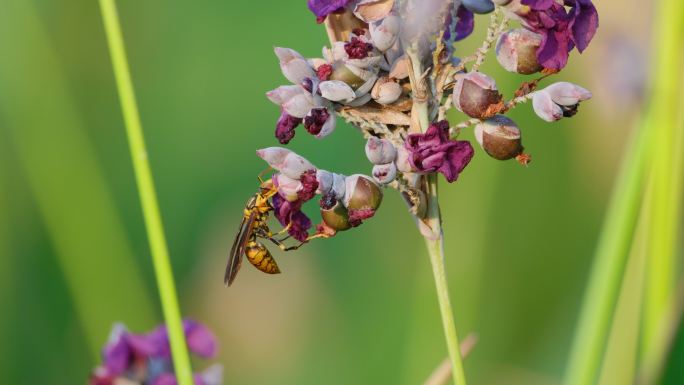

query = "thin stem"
[98,1,194,384]
[424,175,467,385]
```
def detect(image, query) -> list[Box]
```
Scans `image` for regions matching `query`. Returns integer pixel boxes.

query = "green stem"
[98,1,194,384]
[424,175,467,385]
[643,0,684,348]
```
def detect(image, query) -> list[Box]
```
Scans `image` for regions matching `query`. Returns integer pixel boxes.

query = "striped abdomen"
[245,242,281,274]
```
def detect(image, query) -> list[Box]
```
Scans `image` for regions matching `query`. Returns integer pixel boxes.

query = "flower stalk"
[98,1,194,384]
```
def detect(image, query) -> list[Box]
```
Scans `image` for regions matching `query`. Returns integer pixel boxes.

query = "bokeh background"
[0,1,681,384]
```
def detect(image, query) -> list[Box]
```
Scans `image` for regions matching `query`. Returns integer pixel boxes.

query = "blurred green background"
[0,1,681,384]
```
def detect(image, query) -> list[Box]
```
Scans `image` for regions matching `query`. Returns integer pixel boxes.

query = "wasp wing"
[224,211,256,286]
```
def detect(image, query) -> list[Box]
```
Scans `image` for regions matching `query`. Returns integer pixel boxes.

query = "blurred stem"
[98,1,193,384]
[564,0,684,383]
[643,0,684,349]
[562,89,651,385]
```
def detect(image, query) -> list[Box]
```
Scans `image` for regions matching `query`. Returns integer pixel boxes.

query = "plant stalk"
[98,1,194,384]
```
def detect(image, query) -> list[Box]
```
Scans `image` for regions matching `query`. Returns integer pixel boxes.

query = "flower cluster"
[253,0,598,248]
[258,147,383,240]
[90,320,221,385]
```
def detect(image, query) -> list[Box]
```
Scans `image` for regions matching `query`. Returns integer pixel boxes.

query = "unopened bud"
[474,115,524,161]
[365,137,397,165]
[496,28,543,75]
[274,47,316,85]
[372,163,397,185]
[343,175,383,221]
[281,152,316,179]
[452,72,504,119]
[371,76,403,104]
[370,14,400,52]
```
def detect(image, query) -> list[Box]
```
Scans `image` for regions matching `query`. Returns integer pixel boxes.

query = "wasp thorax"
[474,115,524,161]
[320,193,352,231]
[365,136,397,165]
[452,72,504,119]
[343,174,383,221]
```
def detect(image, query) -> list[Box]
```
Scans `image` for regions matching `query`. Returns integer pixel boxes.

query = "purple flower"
[405,121,474,183]
[102,324,157,376]
[152,373,206,385]
[148,319,218,359]
[272,194,313,242]
[275,109,302,145]
[518,0,598,70]
[307,0,352,20]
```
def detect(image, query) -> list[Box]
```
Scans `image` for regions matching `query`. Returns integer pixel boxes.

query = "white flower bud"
[274,47,316,85]
[319,80,356,103]
[532,90,563,122]
[365,137,397,164]
[371,77,402,104]
[544,82,593,106]
[256,147,292,169]
[280,152,316,179]
[332,173,347,200]
[274,173,302,202]
[370,14,400,52]
[316,170,334,195]
[372,163,397,184]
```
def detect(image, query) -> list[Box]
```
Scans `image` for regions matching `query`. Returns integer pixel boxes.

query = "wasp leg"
[257,167,273,184]
[254,228,305,251]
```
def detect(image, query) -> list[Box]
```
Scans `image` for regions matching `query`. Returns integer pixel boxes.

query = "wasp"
[224,175,306,286]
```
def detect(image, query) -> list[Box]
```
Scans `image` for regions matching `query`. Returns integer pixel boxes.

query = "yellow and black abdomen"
[245,241,281,274]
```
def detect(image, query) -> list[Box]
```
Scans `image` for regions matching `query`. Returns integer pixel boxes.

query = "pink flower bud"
[532,90,564,122]
[371,76,402,104]
[266,85,314,118]
[256,147,292,169]
[281,152,316,180]
[365,137,397,165]
[544,82,593,106]
[372,163,397,184]
[495,28,543,75]
[395,145,416,173]
[274,47,316,85]
[452,72,504,119]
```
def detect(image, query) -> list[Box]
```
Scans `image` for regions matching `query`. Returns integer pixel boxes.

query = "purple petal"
[307,0,352,18]
[570,0,599,52]
[297,170,319,202]
[102,335,130,375]
[536,29,571,70]
[275,109,301,145]
[184,320,218,359]
[454,6,474,42]
[440,141,474,183]
[521,0,556,10]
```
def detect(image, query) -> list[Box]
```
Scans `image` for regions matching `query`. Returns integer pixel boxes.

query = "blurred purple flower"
[102,324,156,376]
[149,319,218,359]
[152,373,206,385]
[405,121,474,183]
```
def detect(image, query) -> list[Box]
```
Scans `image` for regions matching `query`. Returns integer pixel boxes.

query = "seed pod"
[463,0,495,14]
[343,174,383,221]
[496,28,543,75]
[452,72,504,119]
[474,115,524,160]
[372,163,397,185]
[371,76,403,105]
[365,137,397,165]
[320,194,352,231]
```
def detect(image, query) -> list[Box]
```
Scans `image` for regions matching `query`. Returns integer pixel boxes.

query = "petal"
[544,81,592,105]
[266,85,302,105]
[256,147,293,170]
[200,364,224,385]
[307,0,353,18]
[454,5,475,42]
[282,92,314,119]
[275,109,302,145]
[319,80,356,102]
[274,47,317,85]
[536,29,571,70]
[281,152,317,180]
[570,0,599,52]
[440,141,474,182]
[316,110,337,139]
[532,90,564,122]
[369,14,400,52]
[183,320,218,358]
[353,0,395,23]
[151,373,178,385]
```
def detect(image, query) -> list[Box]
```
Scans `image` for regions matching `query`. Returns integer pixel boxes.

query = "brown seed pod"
[474,115,524,161]
[453,72,504,119]
[496,28,543,75]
